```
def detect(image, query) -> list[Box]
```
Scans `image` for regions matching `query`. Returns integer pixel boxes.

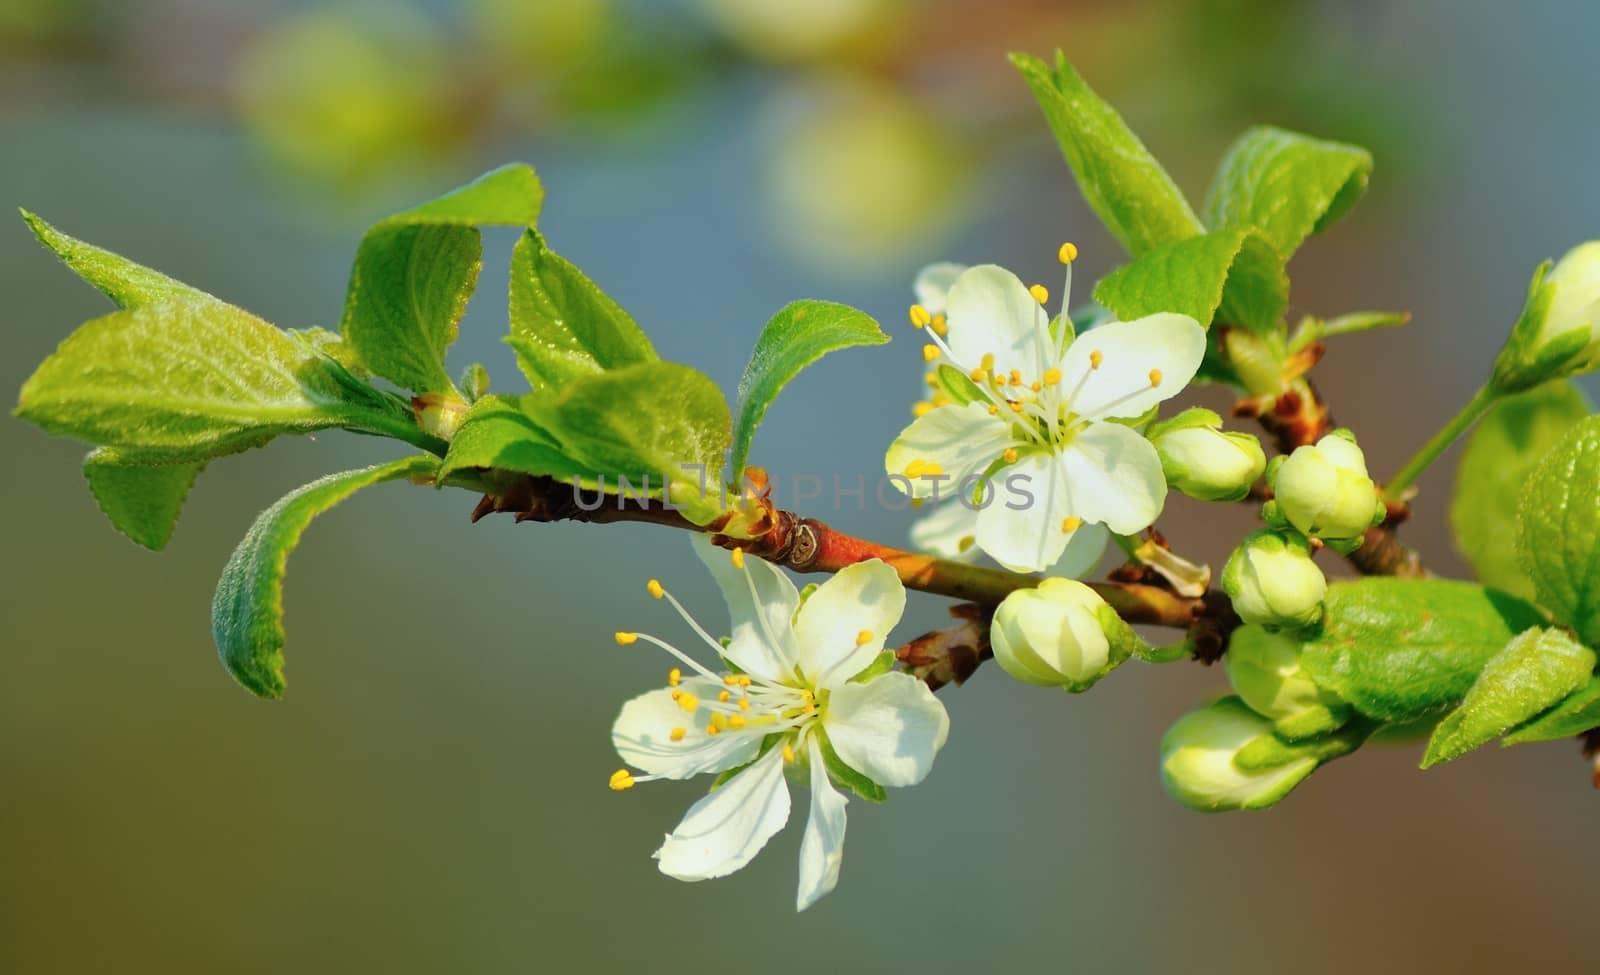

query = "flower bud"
[991,578,1122,690]
[1159,697,1319,812]
[1533,242,1600,368]
[1222,530,1326,630]
[1223,625,1348,739]
[1149,409,1267,502]
[1269,430,1383,543]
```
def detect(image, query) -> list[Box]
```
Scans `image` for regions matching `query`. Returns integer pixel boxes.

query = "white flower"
[888,259,1206,572]
[608,534,950,911]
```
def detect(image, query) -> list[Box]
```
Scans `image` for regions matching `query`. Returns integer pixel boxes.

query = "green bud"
[1158,697,1318,812]
[1531,241,1600,373]
[1148,408,1267,502]
[991,578,1127,691]
[1223,625,1348,739]
[1221,530,1327,630]
[1269,429,1383,543]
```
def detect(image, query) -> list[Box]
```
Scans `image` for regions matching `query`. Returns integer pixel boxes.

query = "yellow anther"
[709,713,728,732]
[668,667,681,687]
[980,353,995,372]
[931,393,952,408]
[1030,381,1042,393]
[669,727,686,742]
[609,769,635,791]
[1043,367,1062,385]
[1009,369,1023,385]
[804,702,816,713]
[1029,284,1049,304]
[904,460,944,479]
[706,723,720,737]
[670,689,682,701]
[856,629,874,646]
[1003,448,1019,464]
[909,304,932,328]
[677,693,700,714]
[931,314,948,336]
[718,689,731,703]
[731,547,746,570]
[922,344,940,362]
[1062,516,1083,534]
[910,498,924,510]
[912,401,934,418]
[722,674,739,686]
[614,631,638,645]
[970,367,988,383]
[783,743,796,764]
[738,697,750,711]
[987,404,1000,416]
[1090,350,1104,370]
[729,714,747,730]
[1148,368,1163,387]
[1008,400,1024,413]
[800,689,814,702]
[924,372,939,387]
[646,578,664,599]
[1058,241,1079,264]
[737,675,752,687]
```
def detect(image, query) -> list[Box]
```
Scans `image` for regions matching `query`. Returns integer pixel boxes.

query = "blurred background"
[3,0,1598,971]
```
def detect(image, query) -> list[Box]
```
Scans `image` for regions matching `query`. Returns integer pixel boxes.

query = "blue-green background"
[4,1,1598,971]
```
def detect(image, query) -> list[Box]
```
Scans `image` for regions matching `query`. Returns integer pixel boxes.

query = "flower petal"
[944,264,1050,379]
[975,450,1071,573]
[691,533,799,681]
[824,672,950,787]
[793,558,906,688]
[1049,520,1110,579]
[909,498,981,561]
[655,746,791,882]
[796,734,849,912]
[913,261,967,315]
[1058,313,1205,419]
[885,402,1015,501]
[612,683,761,779]
[1059,422,1166,535]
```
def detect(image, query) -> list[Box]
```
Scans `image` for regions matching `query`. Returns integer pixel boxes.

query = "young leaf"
[341,163,544,394]
[728,300,887,478]
[525,361,732,525]
[16,298,414,456]
[506,230,657,391]
[1451,380,1592,600]
[21,209,218,308]
[437,395,586,484]
[1092,228,1286,332]
[82,447,205,551]
[1300,578,1546,723]
[1202,126,1372,260]
[1010,51,1203,257]
[1517,415,1600,644]
[1422,627,1596,768]
[211,455,438,698]
[1502,675,1600,745]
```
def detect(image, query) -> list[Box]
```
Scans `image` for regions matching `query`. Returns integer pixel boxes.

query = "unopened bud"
[991,578,1127,691]
[1223,625,1348,739]
[1149,408,1266,502]
[1159,697,1319,812]
[1532,242,1600,373]
[1269,430,1383,544]
[1222,530,1327,630]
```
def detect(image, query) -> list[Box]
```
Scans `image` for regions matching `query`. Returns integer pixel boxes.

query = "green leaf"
[728,300,887,478]
[1422,627,1596,767]
[1518,415,1600,643]
[1010,51,1203,257]
[506,230,657,392]
[437,394,586,484]
[1503,675,1600,744]
[1202,126,1372,259]
[82,447,205,551]
[1300,578,1546,723]
[1451,380,1592,600]
[21,209,217,309]
[1093,228,1287,332]
[818,729,886,803]
[16,298,415,456]
[525,362,732,525]
[211,455,438,698]
[341,163,544,394]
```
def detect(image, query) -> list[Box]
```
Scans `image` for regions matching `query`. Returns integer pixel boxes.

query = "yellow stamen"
[669,727,686,742]
[1090,350,1104,370]
[856,629,874,646]
[646,578,664,599]
[718,689,731,703]
[1009,369,1022,386]
[1003,448,1019,463]
[910,498,924,509]
[800,690,814,702]
[706,723,720,737]
[1029,284,1049,304]
[912,401,934,418]
[723,675,739,686]
[1062,516,1083,534]
[731,547,745,570]
[709,713,728,732]
[931,314,948,335]
[1043,367,1062,385]
[904,459,944,478]
[1030,381,1042,393]
[980,353,995,372]
[729,714,747,730]
[970,367,988,383]
[931,393,952,407]
[909,304,932,329]
[668,667,681,687]
[670,689,682,700]
[1008,400,1024,413]
[1148,368,1163,387]
[1058,241,1079,264]
[677,693,699,714]
[614,631,638,645]
[783,743,796,764]
[925,372,939,387]
[738,676,752,687]
[738,697,750,711]
[987,404,1000,416]
[922,344,940,362]
[608,769,635,791]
